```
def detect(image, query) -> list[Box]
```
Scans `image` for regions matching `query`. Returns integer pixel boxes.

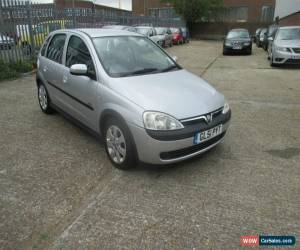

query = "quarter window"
[66,36,96,80]
[46,34,66,63]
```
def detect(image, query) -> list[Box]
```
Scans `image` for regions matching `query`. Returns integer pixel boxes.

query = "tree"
[164,0,223,25]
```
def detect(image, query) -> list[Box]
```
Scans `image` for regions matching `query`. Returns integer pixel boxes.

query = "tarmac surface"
[0,41,299,249]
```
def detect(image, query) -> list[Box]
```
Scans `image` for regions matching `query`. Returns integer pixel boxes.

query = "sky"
[35,0,132,10]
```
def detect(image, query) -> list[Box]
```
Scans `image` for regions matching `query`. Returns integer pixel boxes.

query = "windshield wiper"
[122,68,159,76]
[161,65,179,72]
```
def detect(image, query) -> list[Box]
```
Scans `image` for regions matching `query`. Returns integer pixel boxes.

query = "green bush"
[10,60,34,73]
[0,59,35,82]
[0,60,18,81]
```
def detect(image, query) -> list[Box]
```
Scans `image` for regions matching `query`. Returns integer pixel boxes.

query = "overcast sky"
[36,0,132,10]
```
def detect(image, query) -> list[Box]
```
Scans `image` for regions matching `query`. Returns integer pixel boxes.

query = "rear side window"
[41,36,51,56]
[66,35,96,80]
[46,34,66,64]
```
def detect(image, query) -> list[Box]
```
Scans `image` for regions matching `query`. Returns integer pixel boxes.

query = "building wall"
[132,0,275,22]
[54,0,131,15]
[223,0,275,22]
[132,0,172,16]
[279,11,300,26]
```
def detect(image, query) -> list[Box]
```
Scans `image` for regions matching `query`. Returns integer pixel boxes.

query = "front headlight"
[222,101,230,114]
[143,111,184,130]
[276,46,290,52]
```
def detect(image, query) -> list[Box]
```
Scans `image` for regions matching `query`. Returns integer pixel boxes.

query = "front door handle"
[43,66,48,72]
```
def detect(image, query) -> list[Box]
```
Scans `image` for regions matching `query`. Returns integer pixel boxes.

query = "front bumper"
[128,111,231,165]
[224,44,251,52]
[273,50,300,64]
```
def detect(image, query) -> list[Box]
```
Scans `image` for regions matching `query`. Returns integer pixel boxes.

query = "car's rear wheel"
[38,83,54,114]
[104,117,137,170]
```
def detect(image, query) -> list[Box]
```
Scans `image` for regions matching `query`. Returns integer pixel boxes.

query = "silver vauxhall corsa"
[36,29,231,169]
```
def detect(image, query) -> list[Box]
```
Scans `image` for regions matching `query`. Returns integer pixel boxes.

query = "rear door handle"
[63,75,68,84]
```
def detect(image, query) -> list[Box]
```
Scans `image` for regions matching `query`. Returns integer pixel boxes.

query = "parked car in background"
[37,29,231,169]
[263,25,278,51]
[155,27,173,47]
[16,20,72,54]
[102,25,137,33]
[135,26,163,46]
[181,27,190,43]
[223,29,252,55]
[0,33,15,50]
[257,28,267,47]
[268,26,300,66]
[170,27,184,45]
[254,28,261,43]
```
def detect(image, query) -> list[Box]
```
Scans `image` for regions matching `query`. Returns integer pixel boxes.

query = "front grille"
[286,59,300,64]
[160,132,226,160]
[293,48,300,54]
[181,108,223,126]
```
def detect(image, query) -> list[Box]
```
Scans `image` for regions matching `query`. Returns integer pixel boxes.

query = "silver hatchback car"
[37,29,231,169]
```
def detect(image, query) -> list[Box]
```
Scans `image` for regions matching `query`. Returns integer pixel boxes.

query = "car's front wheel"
[104,117,137,170]
[38,83,54,114]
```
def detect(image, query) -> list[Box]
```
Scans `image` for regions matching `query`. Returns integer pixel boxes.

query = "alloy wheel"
[106,125,127,164]
[38,85,48,110]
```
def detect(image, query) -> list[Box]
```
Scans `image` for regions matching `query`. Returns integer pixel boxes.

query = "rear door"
[42,33,67,108]
[61,34,98,129]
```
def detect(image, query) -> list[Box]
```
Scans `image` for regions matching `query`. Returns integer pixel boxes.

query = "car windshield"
[155,28,166,35]
[276,28,300,40]
[227,31,249,39]
[136,27,150,35]
[170,28,179,33]
[93,36,179,77]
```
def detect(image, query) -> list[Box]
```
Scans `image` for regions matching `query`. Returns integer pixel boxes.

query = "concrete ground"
[0,41,299,250]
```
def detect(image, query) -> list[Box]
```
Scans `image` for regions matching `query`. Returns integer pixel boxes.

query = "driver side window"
[66,35,96,80]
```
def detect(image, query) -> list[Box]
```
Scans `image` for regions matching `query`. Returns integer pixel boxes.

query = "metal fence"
[0,0,184,63]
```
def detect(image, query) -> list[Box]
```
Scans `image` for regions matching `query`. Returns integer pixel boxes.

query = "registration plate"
[194,124,223,145]
[233,45,242,50]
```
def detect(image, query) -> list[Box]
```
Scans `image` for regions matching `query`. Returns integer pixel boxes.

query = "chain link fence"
[0,0,185,63]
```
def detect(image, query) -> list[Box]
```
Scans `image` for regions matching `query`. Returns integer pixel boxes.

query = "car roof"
[58,28,143,38]
[279,26,300,30]
[229,29,249,32]
[135,26,153,30]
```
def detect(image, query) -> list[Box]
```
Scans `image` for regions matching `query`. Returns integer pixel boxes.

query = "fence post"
[25,1,35,59]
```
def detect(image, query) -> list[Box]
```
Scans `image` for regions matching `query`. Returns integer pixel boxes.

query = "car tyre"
[104,117,137,170]
[223,48,228,55]
[269,52,276,67]
[38,83,54,114]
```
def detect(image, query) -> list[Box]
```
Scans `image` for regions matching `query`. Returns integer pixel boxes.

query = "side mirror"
[268,37,273,41]
[172,56,178,62]
[70,64,88,76]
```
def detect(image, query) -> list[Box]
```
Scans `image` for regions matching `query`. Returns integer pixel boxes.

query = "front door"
[61,35,98,130]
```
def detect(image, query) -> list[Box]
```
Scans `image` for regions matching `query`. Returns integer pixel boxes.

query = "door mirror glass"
[172,56,178,62]
[70,64,88,76]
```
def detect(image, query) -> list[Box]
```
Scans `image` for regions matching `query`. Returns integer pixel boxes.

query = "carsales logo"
[240,236,259,247]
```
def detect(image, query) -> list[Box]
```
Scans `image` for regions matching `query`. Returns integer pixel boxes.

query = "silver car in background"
[36,29,231,169]
[135,26,163,46]
[155,27,173,47]
[268,26,300,66]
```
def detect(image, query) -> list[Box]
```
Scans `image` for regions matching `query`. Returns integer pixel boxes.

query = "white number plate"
[233,45,242,50]
[194,124,223,145]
